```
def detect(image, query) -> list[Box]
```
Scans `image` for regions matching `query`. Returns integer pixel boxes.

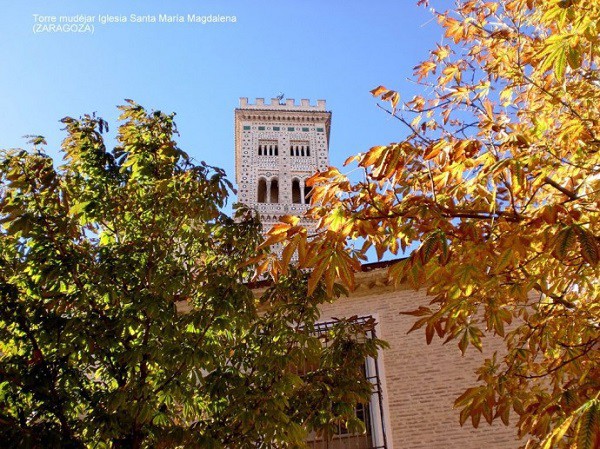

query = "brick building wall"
[316,266,519,449]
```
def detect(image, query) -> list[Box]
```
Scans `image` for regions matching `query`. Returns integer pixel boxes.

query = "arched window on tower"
[292,179,301,204]
[306,146,310,156]
[258,145,262,156]
[270,178,279,203]
[257,178,267,203]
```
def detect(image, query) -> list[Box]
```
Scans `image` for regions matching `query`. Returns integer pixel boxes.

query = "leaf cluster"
[256,1,600,447]
[0,103,385,448]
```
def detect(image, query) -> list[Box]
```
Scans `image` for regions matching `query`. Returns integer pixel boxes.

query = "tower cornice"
[234,98,331,183]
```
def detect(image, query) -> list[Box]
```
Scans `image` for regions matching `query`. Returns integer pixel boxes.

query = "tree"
[0,102,384,448]
[256,1,600,448]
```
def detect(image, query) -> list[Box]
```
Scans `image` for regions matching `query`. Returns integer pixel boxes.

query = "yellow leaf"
[541,414,575,449]
[423,142,444,160]
[307,256,329,296]
[281,236,299,267]
[343,153,362,166]
[279,215,300,226]
[360,146,388,168]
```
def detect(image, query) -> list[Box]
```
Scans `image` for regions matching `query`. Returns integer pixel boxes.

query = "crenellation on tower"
[234,97,331,236]
[238,97,327,111]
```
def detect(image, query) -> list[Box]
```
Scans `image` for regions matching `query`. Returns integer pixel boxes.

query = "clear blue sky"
[1,0,439,203]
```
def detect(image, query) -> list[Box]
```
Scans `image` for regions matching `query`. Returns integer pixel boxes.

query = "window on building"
[290,141,311,157]
[305,317,388,449]
[257,178,267,203]
[292,179,301,204]
[258,140,278,157]
[270,178,279,203]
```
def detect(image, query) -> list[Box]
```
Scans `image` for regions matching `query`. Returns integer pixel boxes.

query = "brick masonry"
[234,97,331,233]
[317,267,519,449]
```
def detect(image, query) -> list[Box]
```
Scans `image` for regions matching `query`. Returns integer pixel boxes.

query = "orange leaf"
[370,85,388,97]
[360,146,388,168]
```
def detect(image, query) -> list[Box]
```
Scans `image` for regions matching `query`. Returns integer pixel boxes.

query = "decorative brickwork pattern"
[234,97,331,233]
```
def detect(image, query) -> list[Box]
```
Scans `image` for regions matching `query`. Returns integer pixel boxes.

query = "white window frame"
[306,313,393,449]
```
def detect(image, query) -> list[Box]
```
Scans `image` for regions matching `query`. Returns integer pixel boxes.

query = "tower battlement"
[239,97,327,111]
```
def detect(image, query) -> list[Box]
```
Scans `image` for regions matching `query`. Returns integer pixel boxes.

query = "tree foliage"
[256,1,600,447]
[0,102,384,448]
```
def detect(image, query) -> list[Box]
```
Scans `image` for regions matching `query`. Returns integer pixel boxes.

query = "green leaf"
[566,46,582,70]
[576,401,599,449]
[69,200,91,216]
[576,226,599,266]
[552,225,576,260]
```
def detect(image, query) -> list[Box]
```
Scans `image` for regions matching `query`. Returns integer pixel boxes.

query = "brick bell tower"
[234,97,332,234]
